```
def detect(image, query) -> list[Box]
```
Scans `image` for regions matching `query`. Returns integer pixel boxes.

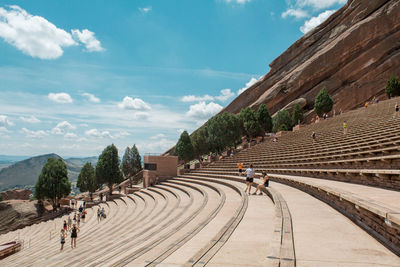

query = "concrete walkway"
[269,174,400,212]
[271,182,400,267]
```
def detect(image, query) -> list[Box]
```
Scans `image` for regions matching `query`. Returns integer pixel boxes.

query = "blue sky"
[0,0,346,157]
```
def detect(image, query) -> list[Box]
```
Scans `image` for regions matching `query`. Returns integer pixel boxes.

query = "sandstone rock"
[273,98,307,117]
[1,189,32,201]
[221,0,400,115]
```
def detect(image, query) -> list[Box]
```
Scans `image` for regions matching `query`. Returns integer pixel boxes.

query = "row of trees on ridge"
[34,144,142,209]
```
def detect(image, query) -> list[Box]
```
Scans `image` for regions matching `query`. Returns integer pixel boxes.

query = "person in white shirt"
[244,164,255,194]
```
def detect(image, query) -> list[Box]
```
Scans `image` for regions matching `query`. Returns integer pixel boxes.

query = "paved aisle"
[272,182,400,267]
[207,180,275,266]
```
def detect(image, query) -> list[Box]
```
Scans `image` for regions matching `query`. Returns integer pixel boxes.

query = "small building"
[143,154,178,188]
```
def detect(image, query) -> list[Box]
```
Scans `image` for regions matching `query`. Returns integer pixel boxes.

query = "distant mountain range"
[0,154,98,192]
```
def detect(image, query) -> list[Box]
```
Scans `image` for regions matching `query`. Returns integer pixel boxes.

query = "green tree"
[34,158,71,210]
[273,109,292,132]
[191,126,209,163]
[257,104,273,134]
[222,112,242,148]
[77,162,99,201]
[96,144,124,196]
[291,103,304,126]
[176,130,195,163]
[386,75,400,98]
[278,124,288,132]
[239,107,262,138]
[207,112,242,153]
[314,87,334,116]
[121,144,142,184]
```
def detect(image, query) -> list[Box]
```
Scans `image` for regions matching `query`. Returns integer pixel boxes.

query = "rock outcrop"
[222,0,400,116]
[1,189,32,201]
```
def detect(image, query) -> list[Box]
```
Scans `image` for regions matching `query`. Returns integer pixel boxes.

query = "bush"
[278,124,288,132]
[386,75,400,98]
[273,110,292,132]
[314,87,334,116]
[292,103,304,126]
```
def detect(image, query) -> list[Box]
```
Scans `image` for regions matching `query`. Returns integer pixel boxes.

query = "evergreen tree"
[239,107,262,138]
[176,130,195,163]
[291,103,304,126]
[257,104,273,134]
[314,87,334,116]
[96,144,124,196]
[34,158,71,210]
[121,144,142,184]
[386,75,400,98]
[222,112,242,148]
[77,162,98,201]
[273,110,292,132]
[207,114,227,153]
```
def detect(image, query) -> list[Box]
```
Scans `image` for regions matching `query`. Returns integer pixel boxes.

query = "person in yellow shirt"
[343,121,347,135]
[237,163,243,176]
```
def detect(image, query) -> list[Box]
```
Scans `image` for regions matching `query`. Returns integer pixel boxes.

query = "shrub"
[386,75,400,98]
[314,87,334,116]
[273,110,292,132]
[278,124,288,132]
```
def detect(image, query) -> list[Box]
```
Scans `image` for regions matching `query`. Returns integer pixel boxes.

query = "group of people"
[60,203,87,251]
[238,163,269,195]
[97,207,106,222]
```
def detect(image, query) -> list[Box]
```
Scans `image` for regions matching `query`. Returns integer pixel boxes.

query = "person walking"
[60,229,66,251]
[70,224,79,248]
[77,213,81,227]
[394,103,399,118]
[63,220,67,231]
[244,164,255,195]
[311,131,316,144]
[343,121,347,135]
[237,163,243,176]
[254,172,269,195]
[97,208,101,222]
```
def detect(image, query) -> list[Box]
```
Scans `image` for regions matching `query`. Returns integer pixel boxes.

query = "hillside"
[0,154,98,192]
[222,0,400,117]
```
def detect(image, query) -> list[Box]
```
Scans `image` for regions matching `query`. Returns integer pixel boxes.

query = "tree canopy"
[314,87,334,116]
[291,103,304,126]
[386,75,400,98]
[191,126,209,161]
[239,107,262,138]
[96,144,123,196]
[121,144,142,184]
[34,158,71,210]
[257,104,273,133]
[77,162,99,200]
[176,130,195,163]
[273,109,292,132]
[207,112,242,153]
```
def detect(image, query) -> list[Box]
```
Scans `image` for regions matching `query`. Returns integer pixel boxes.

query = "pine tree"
[386,75,400,98]
[77,162,99,200]
[291,103,304,126]
[314,87,334,116]
[257,104,273,134]
[96,144,123,196]
[176,131,195,163]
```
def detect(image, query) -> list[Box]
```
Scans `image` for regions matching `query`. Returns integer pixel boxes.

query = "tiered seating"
[191,97,400,259]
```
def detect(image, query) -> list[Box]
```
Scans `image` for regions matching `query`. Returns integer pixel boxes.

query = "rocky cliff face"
[223,0,400,116]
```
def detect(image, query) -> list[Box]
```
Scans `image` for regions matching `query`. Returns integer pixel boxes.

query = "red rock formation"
[1,189,32,200]
[222,0,400,116]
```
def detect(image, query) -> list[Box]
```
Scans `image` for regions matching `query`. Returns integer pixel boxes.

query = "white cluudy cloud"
[85,128,113,138]
[51,121,76,135]
[71,29,104,52]
[296,0,346,10]
[300,10,336,34]
[20,115,40,123]
[139,6,152,13]
[0,5,103,59]
[215,89,235,102]
[118,96,151,110]
[82,92,100,103]
[181,94,214,102]
[238,77,258,95]
[0,115,14,127]
[21,127,48,138]
[64,132,77,139]
[281,8,309,19]
[186,102,223,120]
[48,92,73,103]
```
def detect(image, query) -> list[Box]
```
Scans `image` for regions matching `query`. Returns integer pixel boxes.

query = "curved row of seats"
[1,175,279,266]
